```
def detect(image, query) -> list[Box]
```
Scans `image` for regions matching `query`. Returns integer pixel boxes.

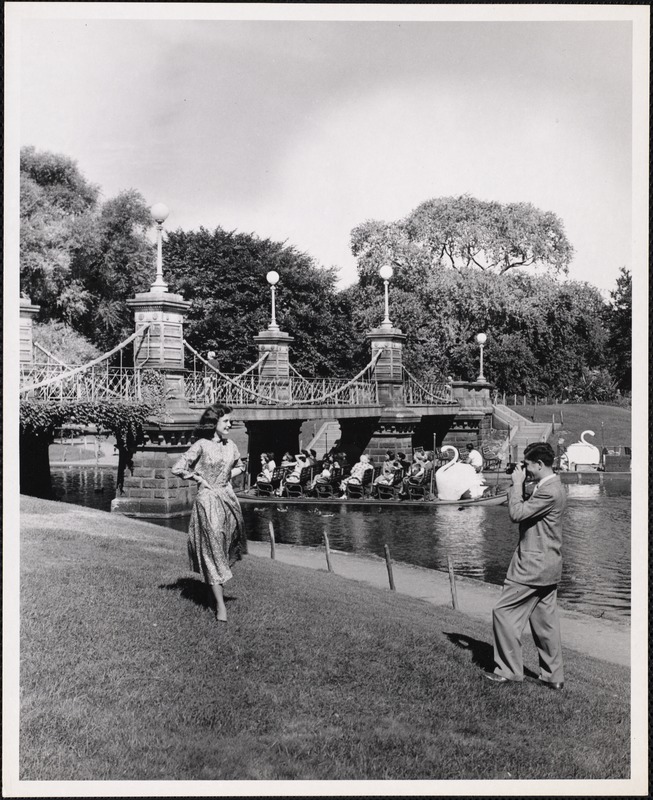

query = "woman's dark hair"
[194,403,233,440]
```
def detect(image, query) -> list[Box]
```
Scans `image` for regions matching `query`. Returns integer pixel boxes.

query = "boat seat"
[284,466,313,498]
[256,467,284,497]
[313,467,342,498]
[481,446,501,471]
[345,466,375,500]
[405,468,433,501]
[375,468,405,501]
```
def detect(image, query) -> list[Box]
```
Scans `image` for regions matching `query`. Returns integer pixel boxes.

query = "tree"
[342,264,610,395]
[604,267,631,393]
[351,195,574,282]
[20,147,155,352]
[33,321,100,365]
[70,190,154,350]
[163,227,357,377]
[20,147,99,321]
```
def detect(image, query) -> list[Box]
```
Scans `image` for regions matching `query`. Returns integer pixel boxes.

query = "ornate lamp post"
[150,203,170,292]
[266,270,280,331]
[476,332,487,382]
[379,264,394,329]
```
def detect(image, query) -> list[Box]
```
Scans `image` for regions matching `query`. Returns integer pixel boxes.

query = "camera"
[505,461,525,475]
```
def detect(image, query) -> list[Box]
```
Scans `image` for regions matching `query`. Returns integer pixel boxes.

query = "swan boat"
[235,490,508,509]
[238,445,507,508]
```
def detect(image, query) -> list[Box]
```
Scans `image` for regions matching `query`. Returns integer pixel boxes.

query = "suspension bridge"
[18,234,492,518]
[20,326,455,414]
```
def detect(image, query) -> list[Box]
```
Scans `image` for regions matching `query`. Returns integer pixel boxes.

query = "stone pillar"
[443,380,495,449]
[112,289,200,518]
[366,325,407,407]
[126,290,191,407]
[364,413,421,462]
[20,296,40,364]
[253,327,294,402]
[361,324,421,457]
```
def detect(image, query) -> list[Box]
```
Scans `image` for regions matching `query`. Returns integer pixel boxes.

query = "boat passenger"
[300,448,316,467]
[277,453,309,495]
[340,454,372,494]
[465,443,484,473]
[257,452,276,482]
[280,451,297,470]
[311,455,337,490]
[400,457,426,496]
[397,451,411,473]
[373,451,396,486]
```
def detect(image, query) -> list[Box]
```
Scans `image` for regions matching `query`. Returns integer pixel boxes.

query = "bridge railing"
[184,371,379,406]
[20,364,145,403]
[402,367,454,405]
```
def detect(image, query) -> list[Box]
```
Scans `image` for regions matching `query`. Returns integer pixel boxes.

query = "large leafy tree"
[70,190,154,350]
[343,265,609,395]
[20,146,99,321]
[351,195,574,282]
[20,147,154,352]
[163,227,357,377]
[604,267,631,392]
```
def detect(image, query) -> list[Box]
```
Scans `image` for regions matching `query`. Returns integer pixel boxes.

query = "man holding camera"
[484,442,566,690]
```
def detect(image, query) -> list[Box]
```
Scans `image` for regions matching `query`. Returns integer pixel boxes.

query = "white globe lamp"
[151,202,170,292]
[476,332,488,382]
[379,265,394,327]
[266,271,280,330]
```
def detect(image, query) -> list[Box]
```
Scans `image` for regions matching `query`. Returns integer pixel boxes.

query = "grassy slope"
[20,498,629,781]
[508,404,631,449]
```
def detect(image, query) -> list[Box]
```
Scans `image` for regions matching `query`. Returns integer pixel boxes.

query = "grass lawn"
[20,497,630,781]
[512,403,631,449]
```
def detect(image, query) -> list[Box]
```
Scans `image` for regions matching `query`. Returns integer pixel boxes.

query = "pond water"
[50,466,631,620]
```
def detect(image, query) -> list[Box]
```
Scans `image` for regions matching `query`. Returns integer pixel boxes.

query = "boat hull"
[236,489,508,509]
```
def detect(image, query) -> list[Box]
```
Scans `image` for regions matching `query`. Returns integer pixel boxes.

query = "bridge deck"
[188,403,459,420]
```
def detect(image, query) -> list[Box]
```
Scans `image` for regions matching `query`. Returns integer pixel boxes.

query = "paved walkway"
[247,541,630,667]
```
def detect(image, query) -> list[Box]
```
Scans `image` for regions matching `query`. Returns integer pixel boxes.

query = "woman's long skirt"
[187,485,246,585]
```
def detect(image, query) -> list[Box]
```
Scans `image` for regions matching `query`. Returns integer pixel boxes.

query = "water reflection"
[48,466,631,619]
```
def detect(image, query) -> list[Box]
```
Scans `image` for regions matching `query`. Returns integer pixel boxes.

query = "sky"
[10,6,645,295]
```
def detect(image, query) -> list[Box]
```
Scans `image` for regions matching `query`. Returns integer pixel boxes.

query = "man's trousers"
[492,579,564,683]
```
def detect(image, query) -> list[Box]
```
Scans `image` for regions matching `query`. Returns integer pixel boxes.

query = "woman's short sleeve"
[171,440,203,480]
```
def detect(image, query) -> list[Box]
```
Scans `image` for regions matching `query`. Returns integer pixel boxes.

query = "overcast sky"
[12,8,643,294]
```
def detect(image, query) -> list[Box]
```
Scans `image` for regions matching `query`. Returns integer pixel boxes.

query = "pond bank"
[20,495,630,667]
[246,540,630,667]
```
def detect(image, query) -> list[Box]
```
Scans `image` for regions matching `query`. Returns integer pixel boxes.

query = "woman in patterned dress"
[171,403,247,622]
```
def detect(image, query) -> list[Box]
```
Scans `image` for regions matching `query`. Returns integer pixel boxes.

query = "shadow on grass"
[444,632,538,679]
[159,577,238,611]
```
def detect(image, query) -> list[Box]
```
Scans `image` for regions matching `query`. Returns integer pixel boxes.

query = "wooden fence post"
[447,556,459,610]
[384,544,396,591]
[268,521,276,560]
[323,530,333,572]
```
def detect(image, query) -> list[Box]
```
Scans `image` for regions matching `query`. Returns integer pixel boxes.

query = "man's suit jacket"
[506,475,566,586]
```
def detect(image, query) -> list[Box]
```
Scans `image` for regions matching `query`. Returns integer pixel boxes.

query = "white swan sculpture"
[435,445,486,501]
[565,430,601,470]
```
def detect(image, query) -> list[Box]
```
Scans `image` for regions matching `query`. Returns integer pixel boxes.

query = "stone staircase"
[306,409,551,466]
[492,405,553,463]
[307,420,342,457]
